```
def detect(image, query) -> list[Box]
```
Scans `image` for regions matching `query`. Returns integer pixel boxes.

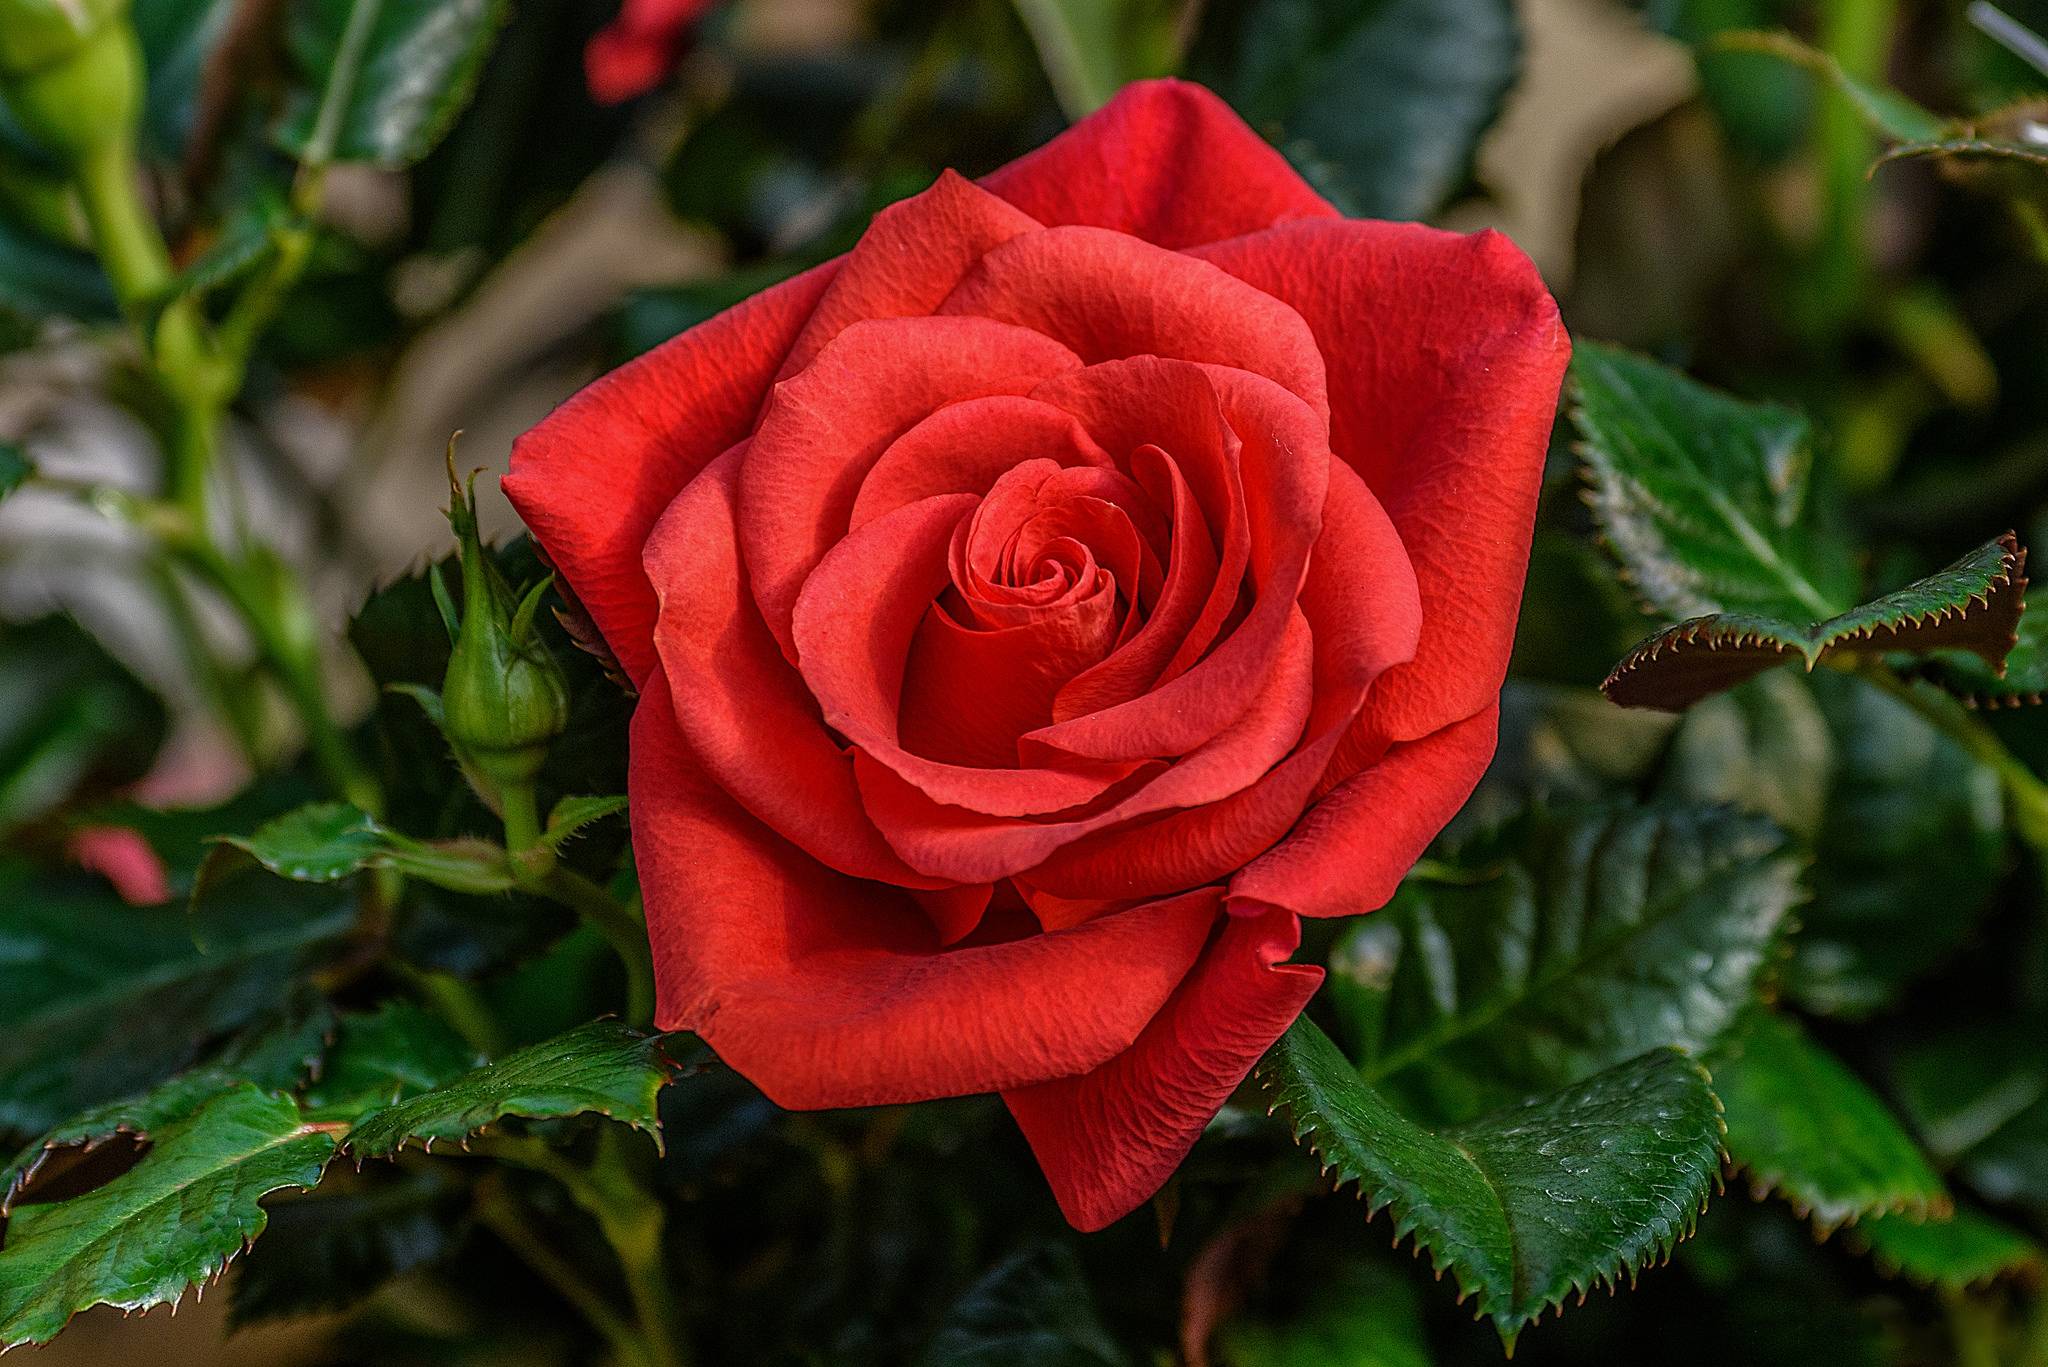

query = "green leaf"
[1602,534,2027,710]
[1659,671,1835,840]
[1215,1255,1430,1367]
[0,442,26,499]
[1260,1019,1723,1347]
[214,800,388,881]
[1925,598,2048,706]
[1787,671,2005,1017]
[277,0,511,169]
[131,0,242,162]
[2,1069,238,1214]
[0,871,351,1137]
[1477,683,1677,821]
[300,1002,480,1122]
[228,1170,468,1326]
[1010,0,1181,119]
[0,216,116,323]
[0,1085,336,1348]
[1571,340,1857,624]
[1711,1010,1948,1230]
[918,1244,1131,1367]
[201,801,516,898]
[1,1003,330,1212]
[1201,0,1520,221]
[1893,1019,2048,1211]
[345,1021,679,1157]
[1711,31,1944,142]
[1338,802,1800,1122]
[541,794,628,854]
[1853,1206,2044,1288]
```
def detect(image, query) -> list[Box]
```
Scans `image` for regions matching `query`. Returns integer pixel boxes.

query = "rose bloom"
[508,80,1567,1229]
[585,0,715,105]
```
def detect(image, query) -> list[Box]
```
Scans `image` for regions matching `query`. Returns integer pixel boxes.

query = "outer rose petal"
[504,259,838,686]
[1193,221,1568,747]
[939,227,1329,422]
[981,79,1338,250]
[631,672,1223,1106]
[1229,703,1502,919]
[777,171,1041,381]
[1003,904,1322,1231]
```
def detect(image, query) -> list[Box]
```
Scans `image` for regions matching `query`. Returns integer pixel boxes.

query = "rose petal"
[776,170,1042,381]
[1022,364,1327,764]
[1003,903,1322,1230]
[980,78,1338,250]
[899,587,1120,769]
[850,396,1112,532]
[505,260,839,685]
[740,316,1082,660]
[646,447,943,887]
[633,676,1222,1105]
[1230,703,1502,919]
[1194,221,1568,746]
[1024,460,1420,901]
[856,612,1317,884]
[792,494,1139,816]
[941,226,1328,423]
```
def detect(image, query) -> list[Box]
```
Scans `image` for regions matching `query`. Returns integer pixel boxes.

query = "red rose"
[584,0,715,105]
[507,80,1567,1230]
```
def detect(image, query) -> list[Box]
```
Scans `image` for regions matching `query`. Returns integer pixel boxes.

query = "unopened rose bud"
[440,455,570,811]
[0,0,140,167]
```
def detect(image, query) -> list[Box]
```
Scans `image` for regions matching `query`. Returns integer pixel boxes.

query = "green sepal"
[542,794,628,853]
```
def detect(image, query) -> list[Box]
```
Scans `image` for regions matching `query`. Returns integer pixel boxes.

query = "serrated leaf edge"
[1602,533,2026,710]
[1255,1051,1726,1344]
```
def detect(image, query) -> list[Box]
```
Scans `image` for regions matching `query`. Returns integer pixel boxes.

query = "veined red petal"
[632,676,1222,1106]
[740,316,1082,660]
[1230,703,1502,919]
[1195,221,1567,747]
[504,260,838,685]
[1003,903,1321,1231]
[980,79,1338,250]
[645,446,943,887]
